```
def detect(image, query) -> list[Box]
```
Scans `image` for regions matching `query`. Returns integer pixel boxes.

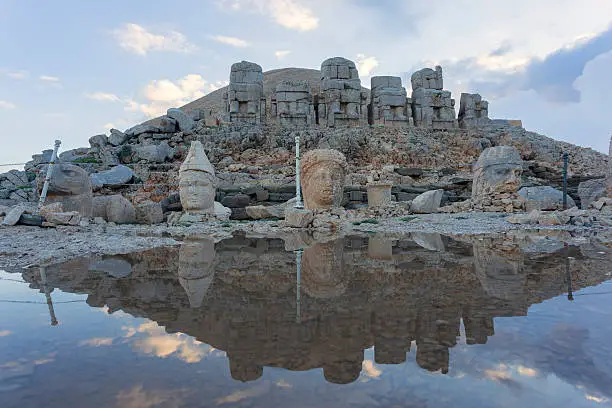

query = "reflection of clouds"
[0,330,11,337]
[361,360,382,379]
[79,337,114,347]
[116,384,187,408]
[586,395,609,404]
[517,365,538,377]
[216,381,271,405]
[275,379,292,389]
[125,322,215,364]
[483,364,523,390]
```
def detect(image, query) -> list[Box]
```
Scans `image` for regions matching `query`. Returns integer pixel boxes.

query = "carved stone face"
[471,146,523,200]
[303,163,346,209]
[179,171,216,213]
[44,163,91,196]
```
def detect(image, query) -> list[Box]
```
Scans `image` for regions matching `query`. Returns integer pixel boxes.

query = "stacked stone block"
[369,76,410,127]
[458,93,489,129]
[319,57,368,128]
[225,61,266,124]
[271,80,314,126]
[410,66,456,129]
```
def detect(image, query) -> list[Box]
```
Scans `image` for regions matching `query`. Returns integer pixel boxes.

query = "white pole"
[295,248,303,323]
[40,266,58,326]
[38,140,61,209]
[294,136,304,209]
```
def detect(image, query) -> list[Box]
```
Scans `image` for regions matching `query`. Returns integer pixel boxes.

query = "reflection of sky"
[1,270,612,407]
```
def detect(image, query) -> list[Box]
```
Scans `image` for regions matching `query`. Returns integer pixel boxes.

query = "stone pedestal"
[367,183,393,208]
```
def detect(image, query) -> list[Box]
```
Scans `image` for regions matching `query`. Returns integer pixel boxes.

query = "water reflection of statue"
[472,238,526,301]
[178,238,216,308]
[301,149,348,210]
[301,239,348,299]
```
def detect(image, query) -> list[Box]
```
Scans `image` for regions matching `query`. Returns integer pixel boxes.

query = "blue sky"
[1,0,611,169]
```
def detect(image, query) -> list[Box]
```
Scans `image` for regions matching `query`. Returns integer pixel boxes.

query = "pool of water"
[1,232,611,407]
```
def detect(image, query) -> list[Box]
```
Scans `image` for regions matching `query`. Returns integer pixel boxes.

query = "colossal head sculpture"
[179,141,217,214]
[319,57,367,127]
[472,146,523,200]
[301,149,348,210]
[38,163,93,216]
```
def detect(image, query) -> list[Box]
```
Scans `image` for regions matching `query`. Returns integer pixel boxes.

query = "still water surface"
[1,233,611,407]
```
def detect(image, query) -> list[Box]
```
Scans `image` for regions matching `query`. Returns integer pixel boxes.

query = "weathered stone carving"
[369,76,409,127]
[225,61,265,124]
[271,80,313,126]
[472,146,522,201]
[458,93,489,129]
[38,163,93,216]
[301,149,348,209]
[178,238,216,308]
[318,57,367,127]
[179,141,216,214]
[411,66,456,129]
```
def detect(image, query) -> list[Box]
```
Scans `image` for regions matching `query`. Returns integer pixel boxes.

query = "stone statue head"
[179,141,217,213]
[39,163,91,196]
[301,149,348,210]
[472,146,522,199]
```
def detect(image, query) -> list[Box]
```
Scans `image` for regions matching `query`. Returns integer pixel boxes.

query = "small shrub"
[361,218,379,225]
[400,216,417,222]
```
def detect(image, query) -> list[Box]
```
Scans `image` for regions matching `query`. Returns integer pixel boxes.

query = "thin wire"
[0,163,27,167]
[0,299,86,304]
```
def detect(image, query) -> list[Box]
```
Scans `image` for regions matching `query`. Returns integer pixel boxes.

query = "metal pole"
[38,140,61,209]
[40,266,59,326]
[295,248,303,323]
[294,136,304,209]
[562,152,569,210]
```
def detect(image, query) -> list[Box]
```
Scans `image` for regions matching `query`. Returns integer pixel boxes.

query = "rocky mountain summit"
[1,57,610,224]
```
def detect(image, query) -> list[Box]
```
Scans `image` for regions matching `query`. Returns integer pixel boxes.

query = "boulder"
[284,207,314,228]
[578,179,606,209]
[44,211,81,226]
[109,129,127,146]
[88,134,108,148]
[40,202,64,218]
[125,117,177,137]
[1,206,26,226]
[134,142,172,163]
[18,213,44,226]
[246,199,296,220]
[167,108,195,132]
[213,202,231,221]
[518,186,576,212]
[59,148,91,163]
[221,194,251,208]
[160,193,182,213]
[93,195,136,224]
[135,200,164,224]
[90,165,134,190]
[411,189,444,213]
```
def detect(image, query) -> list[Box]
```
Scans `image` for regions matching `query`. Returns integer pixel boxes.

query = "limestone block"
[44,211,81,226]
[518,186,576,212]
[134,142,172,163]
[301,149,348,210]
[411,189,444,213]
[367,183,393,208]
[88,134,108,148]
[411,66,443,91]
[284,207,314,228]
[93,195,136,224]
[213,202,232,221]
[578,179,606,209]
[167,108,195,132]
[1,206,26,226]
[90,165,134,190]
[59,148,91,163]
[109,129,127,146]
[135,200,164,224]
[472,146,522,201]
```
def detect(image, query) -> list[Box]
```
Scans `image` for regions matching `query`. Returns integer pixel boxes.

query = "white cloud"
[0,330,12,337]
[112,23,198,56]
[275,50,291,59]
[0,100,16,109]
[7,71,27,79]
[210,35,250,48]
[356,54,379,77]
[85,92,121,102]
[221,0,319,32]
[79,337,114,347]
[39,75,60,82]
[361,360,382,379]
[130,74,226,118]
